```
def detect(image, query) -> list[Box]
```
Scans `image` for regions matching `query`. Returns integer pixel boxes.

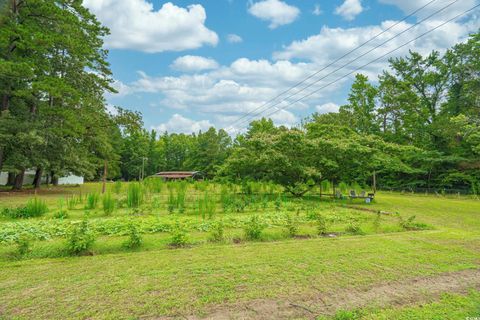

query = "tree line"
[0,1,478,193]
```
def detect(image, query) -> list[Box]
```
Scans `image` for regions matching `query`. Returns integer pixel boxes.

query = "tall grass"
[102,193,116,215]
[113,181,123,194]
[85,193,99,210]
[144,178,163,193]
[197,192,216,219]
[127,183,143,208]
[25,198,49,217]
[176,182,187,213]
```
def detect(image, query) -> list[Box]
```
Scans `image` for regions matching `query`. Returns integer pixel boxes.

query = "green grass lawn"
[0,183,479,319]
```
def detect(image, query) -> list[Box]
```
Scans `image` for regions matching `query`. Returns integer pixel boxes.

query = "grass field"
[0,182,479,319]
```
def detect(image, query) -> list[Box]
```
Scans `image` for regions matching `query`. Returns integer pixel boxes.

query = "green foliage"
[167,188,176,214]
[244,215,265,240]
[20,198,49,218]
[102,193,116,215]
[197,192,216,219]
[113,181,123,194]
[320,180,331,194]
[315,213,327,235]
[399,215,429,231]
[345,221,365,235]
[53,210,69,220]
[169,221,188,247]
[66,220,96,255]
[123,221,143,249]
[15,234,32,256]
[85,193,99,210]
[338,182,349,194]
[284,212,299,237]
[127,183,143,208]
[1,207,29,219]
[208,220,225,242]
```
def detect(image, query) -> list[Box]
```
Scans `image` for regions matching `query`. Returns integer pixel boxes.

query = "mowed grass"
[0,186,479,319]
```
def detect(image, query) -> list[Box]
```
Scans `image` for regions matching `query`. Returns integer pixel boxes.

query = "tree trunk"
[1,94,9,112]
[102,160,108,194]
[12,169,25,190]
[51,171,59,186]
[7,172,15,186]
[33,167,43,189]
[0,148,3,172]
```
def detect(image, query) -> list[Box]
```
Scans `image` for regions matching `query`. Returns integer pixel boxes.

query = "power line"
[224,0,441,130]
[226,0,462,131]
[257,3,480,124]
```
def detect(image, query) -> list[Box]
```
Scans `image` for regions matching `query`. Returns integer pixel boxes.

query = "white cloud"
[83,0,218,53]
[313,4,322,16]
[227,34,243,43]
[274,8,480,77]
[335,0,363,21]
[378,0,477,19]
[170,55,219,72]
[118,57,342,131]
[153,114,213,134]
[316,102,340,114]
[248,0,300,29]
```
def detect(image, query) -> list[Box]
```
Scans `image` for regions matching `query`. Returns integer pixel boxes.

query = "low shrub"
[208,220,225,242]
[123,221,143,249]
[169,221,188,247]
[244,215,265,240]
[285,212,299,237]
[66,220,96,255]
[15,233,32,256]
[1,207,29,219]
[345,221,365,235]
[399,215,429,231]
[315,213,327,235]
[53,210,69,219]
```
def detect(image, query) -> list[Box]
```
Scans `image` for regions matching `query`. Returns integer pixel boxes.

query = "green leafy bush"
[123,221,143,249]
[66,220,96,255]
[15,233,32,256]
[399,215,429,230]
[315,213,327,235]
[345,221,365,235]
[1,207,29,219]
[208,220,225,242]
[244,215,265,240]
[285,212,299,237]
[53,210,69,219]
[169,221,188,247]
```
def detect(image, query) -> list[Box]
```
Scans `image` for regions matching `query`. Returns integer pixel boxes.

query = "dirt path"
[179,268,480,320]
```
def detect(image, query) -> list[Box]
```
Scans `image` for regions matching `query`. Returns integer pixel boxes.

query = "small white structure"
[0,171,84,186]
[57,175,84,185]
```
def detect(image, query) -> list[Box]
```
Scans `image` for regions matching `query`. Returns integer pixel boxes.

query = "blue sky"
[83,0,479,134]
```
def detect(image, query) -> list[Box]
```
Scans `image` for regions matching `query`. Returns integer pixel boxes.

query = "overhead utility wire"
[228,0,463,130]
[224,0,440,130]
[257,4,480,123]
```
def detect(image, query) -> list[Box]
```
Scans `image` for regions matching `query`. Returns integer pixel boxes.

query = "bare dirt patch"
[181,268,480,320]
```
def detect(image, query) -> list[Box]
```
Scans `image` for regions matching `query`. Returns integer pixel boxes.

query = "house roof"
[154,171,201,179]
